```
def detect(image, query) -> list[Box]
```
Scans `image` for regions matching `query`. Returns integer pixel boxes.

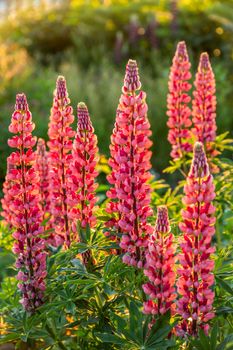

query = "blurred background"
[0,0,233,187]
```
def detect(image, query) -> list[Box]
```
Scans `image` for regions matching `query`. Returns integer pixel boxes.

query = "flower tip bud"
[124,59,141,92]
[177,41,186,55]
[15,93,28,111]
[78,102,87,110]
[56,75,67,99]
[194,141,203,152]
[190,141,209,178]
[155,205,170,233]
[77,102,92,132]
[200,52,210,71]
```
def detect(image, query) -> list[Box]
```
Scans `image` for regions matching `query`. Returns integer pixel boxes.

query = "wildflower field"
[0,40,233,350]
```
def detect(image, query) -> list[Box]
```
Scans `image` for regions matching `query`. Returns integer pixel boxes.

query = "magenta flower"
[107,59,153,268]
[192,53,217,160]
[105,107,123,240]
[47,76,75,248]
[177,142,216,336]
[68,102,99,234]
[7,93,46,312]
[143,206,176,316]
[167,41,192,159]
[1,159,16,227]
[35,138,50,219]
[67,102,99,266]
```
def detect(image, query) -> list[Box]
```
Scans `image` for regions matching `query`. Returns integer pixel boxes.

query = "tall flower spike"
[68,103,99,266]
[105,107,123,241]
[177,142,216,336]
[192,53,217,161]
[107,59,153,268]
[35,138,50,220]
[167,41,192,159]
[7,93,46,312]
[143,206,176,317]
[47,76,75,248]
[68,102,99,232]
[1,158,16,226]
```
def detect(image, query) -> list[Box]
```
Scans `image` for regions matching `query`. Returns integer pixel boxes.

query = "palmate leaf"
[216,334,233,350]
[189,324,218,350]
[0,332,20,344]
[95,301,176,350]
[216,276,233,297]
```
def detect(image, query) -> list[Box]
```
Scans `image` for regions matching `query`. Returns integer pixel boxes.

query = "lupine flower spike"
[105,108,123,242]
[47,76,75,248]
[68,103,99,233]
[107,59,153,268]
[1,159,16,226]
[192,53,218,170]
[177,142,216,336]
[35,138,50,220]
[143,206,176,317]
[7,93,46,312]
[167,41,192,159]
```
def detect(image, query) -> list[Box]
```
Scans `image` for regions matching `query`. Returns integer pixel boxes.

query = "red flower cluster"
[167,41,192,159]
[177,142,216,336]
[106,108,122,236]
[107,59,153,267]
[47,76,75,248]
[68,102,99,234]
[1,159,16,226]
[143,206,176,316]
[35,138,50,220]
[7,94,46,312]
[192,53,217,159]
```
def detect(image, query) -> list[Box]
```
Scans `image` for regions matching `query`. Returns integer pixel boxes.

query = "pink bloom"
[68,102,99,235]
[1,159,16,226]
[167,41,192,159]
[107,59,153,267]
[35,138,50,219]
[8,93,46,312]
[47,76,75,248]
[143,206,176,317]
[177,142,216,336]
[192,53,218,166]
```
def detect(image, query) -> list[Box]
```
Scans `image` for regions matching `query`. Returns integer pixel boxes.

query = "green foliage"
[0,1,233,348]
[0,154,232,348]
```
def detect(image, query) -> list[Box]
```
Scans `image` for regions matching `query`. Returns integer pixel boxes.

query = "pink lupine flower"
[1,159,16,226]
[167,41,192,159]
[177,142,216,336]
[143,206,176,317]
[67,102,99,266]
[192,53,218,161]
[68,102,99,233]
[35,138,50,219]
[7,93,46,312]
[107,59,153,267]
[47,76,75,248]
[105,107,123,240]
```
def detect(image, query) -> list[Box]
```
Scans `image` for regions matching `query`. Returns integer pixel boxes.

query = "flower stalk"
[167,41,192,160]
[47,76,75,248]
[8,93,46,312]
[107,59,153,267]
[192,53,218,170]
[143,206,176,317]
[177,142,216,336]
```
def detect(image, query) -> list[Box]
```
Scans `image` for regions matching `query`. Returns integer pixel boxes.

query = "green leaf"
[0,332,20,344]
[216,276,233,296]
[216,334,233,350]
[94,332,126,345]
[210,323,218,350]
